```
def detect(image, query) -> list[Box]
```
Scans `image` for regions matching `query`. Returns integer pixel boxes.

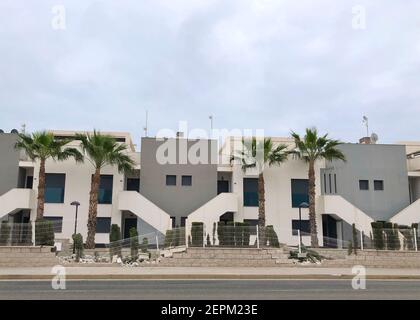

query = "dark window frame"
[96,217,111,233]
[166,175,177,186]
[45,173,66,203]
[359,180,369,191]
[181,175,192,186]
[44,216,63,233]
[374,180,384,191]
[292,220,310,236]
[97,175,113,204]
[243,178,259,207]
[291,179,309,208]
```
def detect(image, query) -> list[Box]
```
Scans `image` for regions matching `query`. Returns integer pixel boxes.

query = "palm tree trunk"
[86,168,101,249]
[258,172,266,246]
[308,160,319,247]
[36,158,46,221]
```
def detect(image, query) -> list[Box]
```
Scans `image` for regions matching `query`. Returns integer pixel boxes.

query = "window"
[171,217,176,228]
[45,173,65,203]
[180,217,187,227]
[291,179,309,208]
[243,178,258,207]
[44,216,63,233]
[374,180,384,191]
[126,178,140,192]
[182,175,192,186]
[166,175,176,186]
[359,180,369,190]
[98,175,113,204]
[96,218,111,233]
[292,220,310,236]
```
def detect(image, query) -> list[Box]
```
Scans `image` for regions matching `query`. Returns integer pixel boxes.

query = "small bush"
[129,227,139,258]
[72,233,84,262]
[217,222,224,246]
[0,222,11,245]
[191,222,204,247]
[352,223,358,255]
[347,241,353,255]
[35,219,55,246]
[266,225,280,248]
[164,230,174,247]
[242,222,250,246]
[109,224,122,258]
[206,234,211,246]
[140,237,148,253]
[371,221,385,250]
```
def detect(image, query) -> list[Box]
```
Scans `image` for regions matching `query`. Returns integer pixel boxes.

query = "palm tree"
[15,131,83,221]
[291,128,346,247]
[76,131,135,249]
[232,137,288,243]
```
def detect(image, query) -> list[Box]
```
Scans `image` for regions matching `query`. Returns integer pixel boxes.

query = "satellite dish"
[10,129,18,134]
[370,133,378,144]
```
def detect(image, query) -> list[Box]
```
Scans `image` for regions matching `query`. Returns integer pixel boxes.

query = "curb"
[2,274,420,280]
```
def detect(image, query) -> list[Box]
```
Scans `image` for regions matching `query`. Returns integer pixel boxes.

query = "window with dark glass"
[44,216,63,233]
[182,175,192,186]
[96,217,111,233]
[359,180,369,190]
[181,217,187,227]
[171,217,176,228]
[243,178,258,207]
[291,179,309,208]
[374,180,384,191]
[292,220,310,235]
[166,175,176,186]
[98,175,113,204]
[126,178,140,192]
[45,173,65,203]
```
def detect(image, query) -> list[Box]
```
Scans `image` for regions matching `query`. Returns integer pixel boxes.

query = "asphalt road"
[0,279,420,299]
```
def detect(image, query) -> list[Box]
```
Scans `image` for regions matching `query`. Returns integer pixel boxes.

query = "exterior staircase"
[0,246,58,267]
[157,247,293,267]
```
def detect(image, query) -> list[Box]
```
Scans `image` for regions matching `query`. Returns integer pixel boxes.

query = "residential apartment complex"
[1,129,420,248]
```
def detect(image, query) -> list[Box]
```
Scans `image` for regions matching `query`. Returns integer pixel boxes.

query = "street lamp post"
[70,201,80,254]
[298,202,309,253]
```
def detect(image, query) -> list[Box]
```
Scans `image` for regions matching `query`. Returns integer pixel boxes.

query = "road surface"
[1,279,420,299]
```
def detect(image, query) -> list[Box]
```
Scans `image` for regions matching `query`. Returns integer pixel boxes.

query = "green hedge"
[72,233,84,262]
[109,224,122,258]
[129,227,139,258]
[35,219,55,246]
[191,222,204,247]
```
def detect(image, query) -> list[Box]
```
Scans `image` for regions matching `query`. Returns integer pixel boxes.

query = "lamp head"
[71,201,80,206]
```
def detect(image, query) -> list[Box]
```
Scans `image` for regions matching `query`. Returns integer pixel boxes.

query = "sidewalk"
[2,266,420,280]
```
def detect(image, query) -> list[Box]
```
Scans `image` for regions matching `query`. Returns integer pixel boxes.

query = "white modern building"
[1,129,420,248]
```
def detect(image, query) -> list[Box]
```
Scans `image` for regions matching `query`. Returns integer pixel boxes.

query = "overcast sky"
[1,0,419,148]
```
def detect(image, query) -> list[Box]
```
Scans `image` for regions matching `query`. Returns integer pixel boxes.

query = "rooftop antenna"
[21,123,26,134]
[362,115,369,137]
[143,110,148,137]
[209,115,213,131]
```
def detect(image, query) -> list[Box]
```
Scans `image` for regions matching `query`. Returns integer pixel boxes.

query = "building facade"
[1,129,420,248]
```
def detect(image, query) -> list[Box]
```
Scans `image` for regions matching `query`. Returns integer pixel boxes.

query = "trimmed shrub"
[191,222,204,247]
[387,223,400,251]
[212,222,216,245]
[347,241,353,255]
[217,222,225,246]
[206,233,211,246]
[0,222,11,245]
[371,221,385,250]
[266,225,280,248]
[72,233,84,262]
[129,227,139,258]
[35,219,55,246]
[164,230,174,247]
[140,237,148,253]
[109,224,122,258]
[242,221,250,246]
[352,223,358,255]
